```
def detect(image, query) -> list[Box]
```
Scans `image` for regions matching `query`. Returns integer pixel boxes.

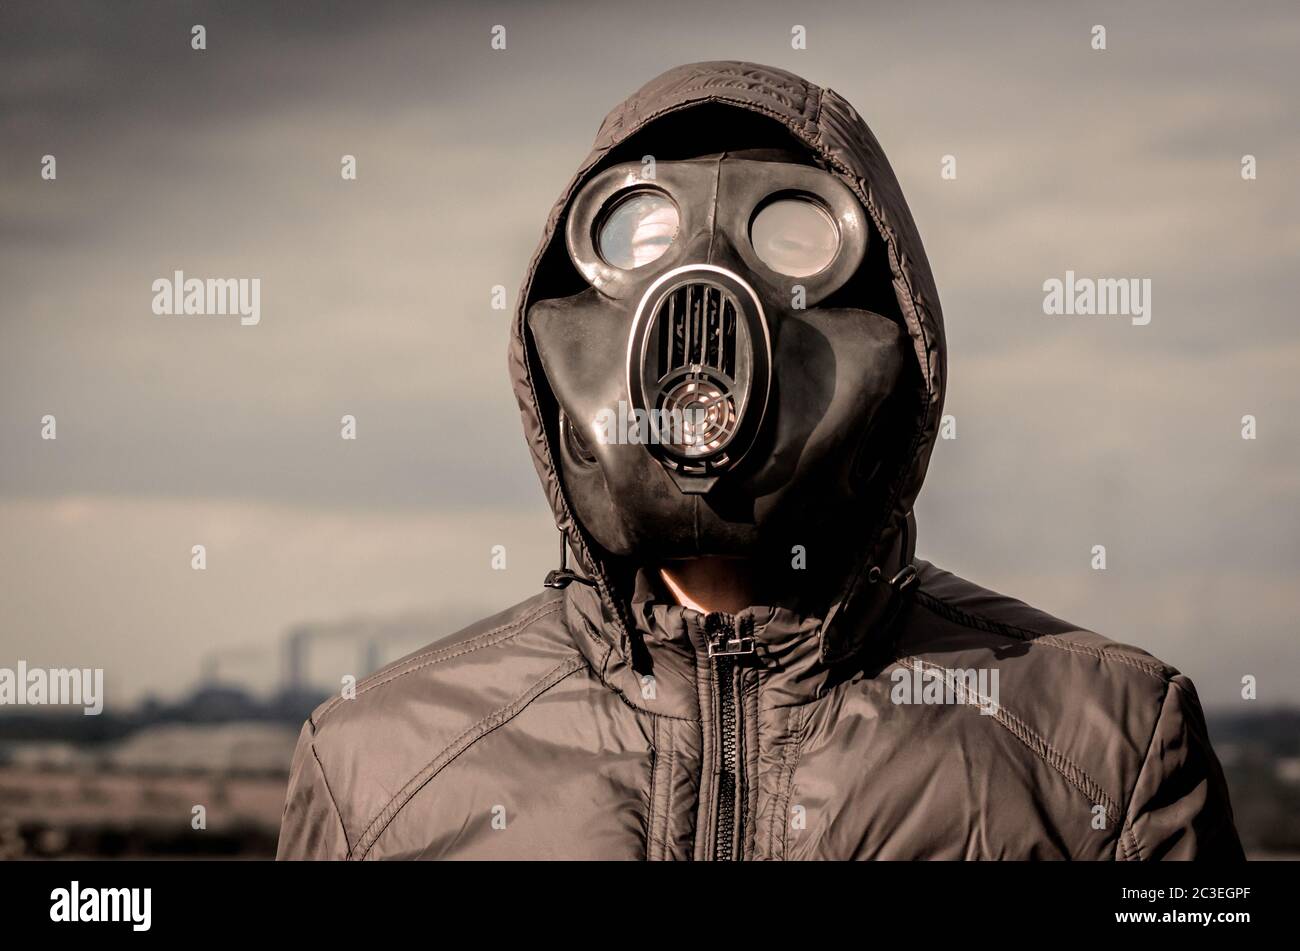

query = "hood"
[510,61,946,661]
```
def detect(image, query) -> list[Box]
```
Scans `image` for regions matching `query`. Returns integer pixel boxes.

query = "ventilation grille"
[655,283,737,382]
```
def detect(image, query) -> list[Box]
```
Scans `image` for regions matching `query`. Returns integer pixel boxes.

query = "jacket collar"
[563,514,916,716]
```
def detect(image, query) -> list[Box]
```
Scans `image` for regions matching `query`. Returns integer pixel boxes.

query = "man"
[277,61,1242,860]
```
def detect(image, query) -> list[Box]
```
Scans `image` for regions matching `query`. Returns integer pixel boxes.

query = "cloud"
[1,0,1296,707]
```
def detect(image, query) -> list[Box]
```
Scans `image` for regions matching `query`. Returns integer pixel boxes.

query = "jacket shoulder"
[894,561,1240,858]
[906,560,1176,683]
[309,590,576,732]
[280,590,585,859]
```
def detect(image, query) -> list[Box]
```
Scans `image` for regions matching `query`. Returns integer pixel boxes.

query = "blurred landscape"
[1,607,1296,860]
[0,608,483,860]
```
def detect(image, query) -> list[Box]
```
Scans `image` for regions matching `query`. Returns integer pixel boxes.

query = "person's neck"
[658,557,761,615]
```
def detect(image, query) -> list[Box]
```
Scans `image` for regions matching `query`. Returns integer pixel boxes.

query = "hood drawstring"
[543,530,597,589]
[875,512,919,641]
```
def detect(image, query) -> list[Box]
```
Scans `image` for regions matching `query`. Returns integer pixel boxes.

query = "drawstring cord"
[543,530,597,589]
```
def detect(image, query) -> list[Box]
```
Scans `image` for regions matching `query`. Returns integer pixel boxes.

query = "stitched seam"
[587,654,701,722]
[352,656,584,859]
[915,592,1168,682]
[350,656,585,859]
[1121,825,1141,861]
[782,707,809,859]
[660,77,809,117]
[765,705,790,854]
[779,704,809,860]
[316,602,553,722]
[663,740,678,858]
[1115,679,1173,861]
[768,703,804,859]
[310,741,351,856]
[1035,636,1169,682]
[316,602,562,724]
[363,600,558,684]
[898,657,1122,824]
[916,589,1050,641]
[645,718,660,861]
[568,609,616,686]
[741,677,757,861]
[367,598,558,676]
[613,691,699,722]
[650,719,676,861]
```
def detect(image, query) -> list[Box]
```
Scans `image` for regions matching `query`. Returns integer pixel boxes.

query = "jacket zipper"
[704,612,754,862]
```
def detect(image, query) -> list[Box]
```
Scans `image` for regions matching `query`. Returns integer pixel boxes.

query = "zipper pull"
[704,613,755,658]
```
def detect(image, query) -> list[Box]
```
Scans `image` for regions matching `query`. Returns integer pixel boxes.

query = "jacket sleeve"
[1118,674,1245,860]
[276,720,350,860]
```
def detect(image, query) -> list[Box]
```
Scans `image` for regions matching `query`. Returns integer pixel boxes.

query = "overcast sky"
[1,0,1297,709]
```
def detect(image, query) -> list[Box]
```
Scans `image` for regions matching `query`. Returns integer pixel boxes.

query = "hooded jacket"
[277,62,1242,861]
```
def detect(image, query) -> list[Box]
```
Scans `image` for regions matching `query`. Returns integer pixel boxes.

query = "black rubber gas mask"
[528,152,911,560]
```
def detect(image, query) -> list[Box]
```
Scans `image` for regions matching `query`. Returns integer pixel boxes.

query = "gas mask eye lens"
[596,191,679,270]
[749,196,839,277]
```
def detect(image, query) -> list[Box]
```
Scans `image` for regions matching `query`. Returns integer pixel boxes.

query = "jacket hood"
[510,61,946,661]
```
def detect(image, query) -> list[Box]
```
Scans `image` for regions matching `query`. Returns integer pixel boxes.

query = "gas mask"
[527,151,912,561]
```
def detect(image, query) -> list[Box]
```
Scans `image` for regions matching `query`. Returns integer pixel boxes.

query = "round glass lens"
[750,198,839,277]
[597,192,679,269]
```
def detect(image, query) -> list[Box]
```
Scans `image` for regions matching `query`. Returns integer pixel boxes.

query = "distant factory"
[0,604,488,746]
